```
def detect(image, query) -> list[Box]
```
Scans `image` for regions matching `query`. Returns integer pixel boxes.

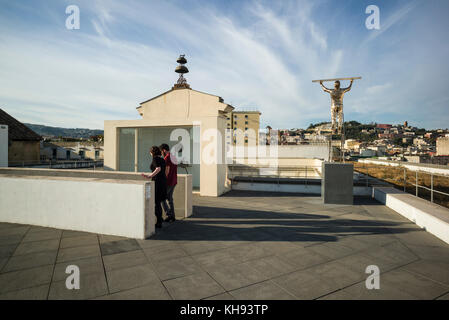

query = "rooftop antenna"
[173,54,191,89]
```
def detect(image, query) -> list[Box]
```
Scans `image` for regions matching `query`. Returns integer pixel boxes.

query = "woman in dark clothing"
[141,146,167,229]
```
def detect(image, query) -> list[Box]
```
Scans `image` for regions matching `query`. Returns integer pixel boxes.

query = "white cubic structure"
[104,87,233,197]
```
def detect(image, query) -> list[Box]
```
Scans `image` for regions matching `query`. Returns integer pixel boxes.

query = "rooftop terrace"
[1,191,449,300]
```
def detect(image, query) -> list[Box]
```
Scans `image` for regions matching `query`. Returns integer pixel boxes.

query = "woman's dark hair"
[150,146,161,156]
[159,143,170,152]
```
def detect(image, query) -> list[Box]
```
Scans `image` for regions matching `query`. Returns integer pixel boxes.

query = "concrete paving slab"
[276,247,331,270]
[0,225,29,237]
[0,284,49,300]
[208,263,269,291]
[0,265,53,294]
[319,281,417,300]
[22,229,62,242]
[2,250,57,272]
[102,249,148,272]
[98,234,129,244]
[52,256,104,282]
[100,239,140,256]
[437,292,449,300]
[404,260,449,286]
[14,239,59,256]
[48,272,108,300]
[106,264,160,293]
[0,258,7,272]
[0,234,24,246]
[94,282,171,300]
[59,235,98,249]
[163,272,225,300]
[0,244,18,258]
[62,230,95,238]
[152,256,203,281]
[143,246,189,263]
[272,268,346,299]
[239,255,298,279]
[380,268,449,299]
[57,244,101,263]
[229,280,296,300]
[204,292,235,300]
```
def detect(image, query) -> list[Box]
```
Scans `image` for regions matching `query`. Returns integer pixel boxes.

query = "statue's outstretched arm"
[320,81,331,93]
[343,80,353,92]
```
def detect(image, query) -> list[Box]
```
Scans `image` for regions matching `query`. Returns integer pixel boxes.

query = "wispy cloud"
[364,0,419,43]
[0,0,448,130]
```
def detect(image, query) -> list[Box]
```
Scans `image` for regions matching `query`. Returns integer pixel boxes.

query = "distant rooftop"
[0,108,41,141]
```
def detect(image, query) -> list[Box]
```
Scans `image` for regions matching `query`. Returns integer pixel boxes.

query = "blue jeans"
[162,185,176,218]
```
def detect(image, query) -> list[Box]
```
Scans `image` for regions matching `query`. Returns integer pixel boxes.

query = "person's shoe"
[164,216,176,222]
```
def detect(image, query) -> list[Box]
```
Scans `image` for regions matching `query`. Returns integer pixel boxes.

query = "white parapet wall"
[373,187,449,244]
[0,171,156,239]
[0,168,193,219]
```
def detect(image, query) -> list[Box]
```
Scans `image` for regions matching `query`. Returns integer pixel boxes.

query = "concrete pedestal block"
[321,162,353,204]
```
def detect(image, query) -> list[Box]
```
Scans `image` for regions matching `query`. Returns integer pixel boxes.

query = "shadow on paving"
[150,204,418,243]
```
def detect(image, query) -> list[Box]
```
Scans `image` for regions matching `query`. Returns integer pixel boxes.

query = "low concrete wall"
[0,174,155,239]
[373,187,449,244]
[173,174,193,219]
[0,168,193,219]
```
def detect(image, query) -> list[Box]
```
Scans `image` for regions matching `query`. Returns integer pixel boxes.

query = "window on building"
[245,121,248,124]
[245,115,248,119]
[95,150,100,159]
[66,150,71,159]
[79,150,85,159]
[234,115,237,118]
[234,121,237,125]
[245,139,248,143]
[245,127,248,131]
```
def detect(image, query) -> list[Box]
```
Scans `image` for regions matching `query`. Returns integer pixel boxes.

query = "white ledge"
[373,187,449,244]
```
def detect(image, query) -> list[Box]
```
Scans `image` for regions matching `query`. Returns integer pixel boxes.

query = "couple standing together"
[142,144,177,229]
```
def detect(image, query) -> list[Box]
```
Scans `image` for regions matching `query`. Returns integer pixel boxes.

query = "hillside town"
[277,121,449,165]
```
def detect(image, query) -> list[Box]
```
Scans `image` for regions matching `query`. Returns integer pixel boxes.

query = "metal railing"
[7,159,104,170]
[227,165,322,180]
[353,162,449,209]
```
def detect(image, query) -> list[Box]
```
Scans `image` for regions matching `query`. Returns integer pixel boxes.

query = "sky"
[0,0,448,130]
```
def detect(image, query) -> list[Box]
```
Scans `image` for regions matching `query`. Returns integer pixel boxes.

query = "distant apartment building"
[0,108,41,166]
[413,137,427,146]
[360,148,377,157]
[344,139,362,151]
[40,141,103,161]
[226,110,261,145]
[436,137,449,156]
